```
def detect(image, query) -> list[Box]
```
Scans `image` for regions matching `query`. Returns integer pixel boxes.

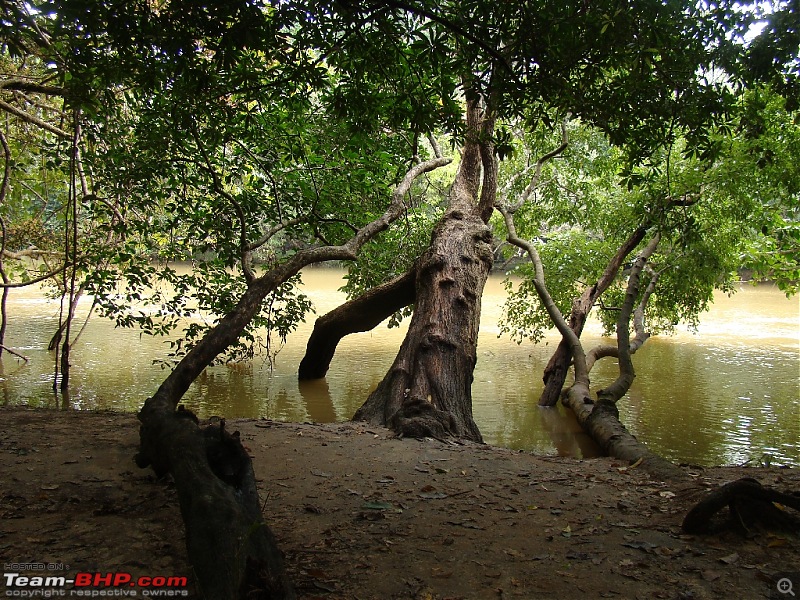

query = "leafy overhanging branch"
[135,151,451,599]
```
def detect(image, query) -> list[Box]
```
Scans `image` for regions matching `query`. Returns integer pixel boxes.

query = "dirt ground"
[0,407,798,599]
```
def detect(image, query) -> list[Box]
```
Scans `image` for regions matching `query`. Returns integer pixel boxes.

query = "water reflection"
[0,267,797,467]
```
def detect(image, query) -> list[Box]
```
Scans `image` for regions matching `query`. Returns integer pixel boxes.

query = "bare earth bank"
[0,407,797,599]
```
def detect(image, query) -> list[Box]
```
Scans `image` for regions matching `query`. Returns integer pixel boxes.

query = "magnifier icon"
[778,578,796,596]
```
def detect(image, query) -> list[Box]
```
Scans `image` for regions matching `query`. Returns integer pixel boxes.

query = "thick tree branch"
[299,268,416,380]
[0,79,65,95]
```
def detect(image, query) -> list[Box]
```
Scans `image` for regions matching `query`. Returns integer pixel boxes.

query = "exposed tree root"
[682,477,800,535]
[389,396,460,441]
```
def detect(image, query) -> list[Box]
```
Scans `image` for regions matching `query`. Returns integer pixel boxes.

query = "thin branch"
[0,345,29,361]
[0,263,68,288]
[427,133,443,159]
[511,120,569,212]
[245,217,304,252]
[190,125,255,282]
[312,213,359,234]
[0,98,71,138]
[10,90,65,115]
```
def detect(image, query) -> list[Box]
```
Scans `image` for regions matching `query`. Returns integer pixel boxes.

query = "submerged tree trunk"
[501,197,681,479]
[136,155,451,599]
[560,234,685,480]
[353,100,496,441]
[298,269,415,380]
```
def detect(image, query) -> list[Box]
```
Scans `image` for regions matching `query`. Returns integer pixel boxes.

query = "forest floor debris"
[1,407,797,599]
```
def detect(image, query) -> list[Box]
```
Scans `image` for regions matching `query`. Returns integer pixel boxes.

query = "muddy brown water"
[1,267,797,466]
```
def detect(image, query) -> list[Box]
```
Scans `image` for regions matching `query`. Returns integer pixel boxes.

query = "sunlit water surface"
[1,268,798,467]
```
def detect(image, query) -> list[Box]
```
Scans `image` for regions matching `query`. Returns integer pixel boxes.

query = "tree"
[497,87,799,474]
[304,0,752,441]
[3,0,794,596]
[3,1,458,595]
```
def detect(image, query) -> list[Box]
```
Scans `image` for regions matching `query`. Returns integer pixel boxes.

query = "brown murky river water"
[1,268,798,466]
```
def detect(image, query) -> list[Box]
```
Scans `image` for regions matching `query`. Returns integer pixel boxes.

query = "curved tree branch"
[299,268,416,380]
[596,233,661,403]
[586,264,662,372]
[497,204,589,387]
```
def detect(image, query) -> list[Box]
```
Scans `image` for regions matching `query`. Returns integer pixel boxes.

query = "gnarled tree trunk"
[353,99,496,441]
[353,206,493,440]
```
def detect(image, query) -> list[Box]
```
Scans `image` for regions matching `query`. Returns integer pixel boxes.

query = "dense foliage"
[1,0,797,369]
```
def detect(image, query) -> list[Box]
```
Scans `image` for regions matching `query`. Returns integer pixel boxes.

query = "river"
[1,267,798,467]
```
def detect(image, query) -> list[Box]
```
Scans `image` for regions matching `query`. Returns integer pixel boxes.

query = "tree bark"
[353,206,493,441]
[298,268,415,380]
[353,99,495,442]
[561,384,686,481]
[596,234,660,403]
[136,155,451,598]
